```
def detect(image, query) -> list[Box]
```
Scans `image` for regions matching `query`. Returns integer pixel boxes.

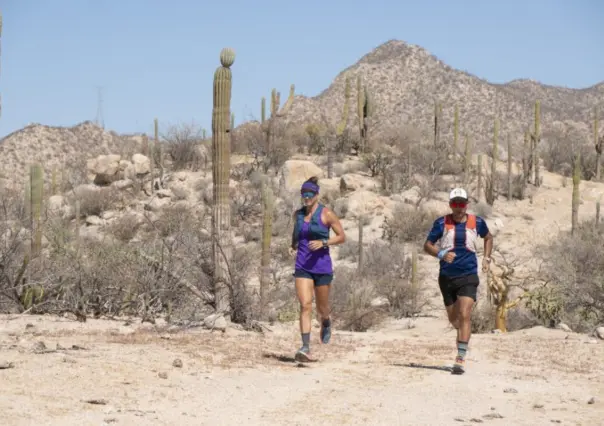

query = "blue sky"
[1,0,602,139]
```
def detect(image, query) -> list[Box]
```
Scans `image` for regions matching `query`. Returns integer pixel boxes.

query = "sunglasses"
[449,201,468,208]
[301,191,316,199]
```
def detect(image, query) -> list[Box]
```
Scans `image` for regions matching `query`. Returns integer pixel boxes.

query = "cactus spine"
[507,134,513,201]
[29,164,44,259]
[259,180,273,316]
[594,106,602,181]
[571,152,580,235]
[212,48,235,315]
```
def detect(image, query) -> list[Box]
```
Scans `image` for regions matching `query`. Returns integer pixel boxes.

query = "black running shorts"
[438,274,479,307]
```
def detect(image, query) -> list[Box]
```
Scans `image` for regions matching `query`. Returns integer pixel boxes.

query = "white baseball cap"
[449,187,468,201]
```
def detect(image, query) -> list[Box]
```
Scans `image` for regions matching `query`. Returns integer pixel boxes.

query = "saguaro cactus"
[594,107,602,181]
[212,47,235,315]
[529,101,541,186]
[433,101,442,149]
[259,180,273,316]
[486,118,499,206]
[357,217,363,271]
[29,164,44,258]
[261,97,266,124]
[336,76,351,145]
[356,76,372,153]
[453,105,459,154]
[463,133,471,181]
[507,134,513,201]
[477,154,483,202]
[571,152,580,235]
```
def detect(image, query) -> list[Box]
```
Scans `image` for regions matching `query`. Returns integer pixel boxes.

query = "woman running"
[289,176,346,362]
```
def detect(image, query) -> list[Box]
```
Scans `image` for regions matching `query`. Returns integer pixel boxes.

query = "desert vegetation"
[0,40,603,344]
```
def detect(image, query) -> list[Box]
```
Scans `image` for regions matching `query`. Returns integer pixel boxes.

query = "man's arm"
[477,217,493,260]
[423,218,443,258]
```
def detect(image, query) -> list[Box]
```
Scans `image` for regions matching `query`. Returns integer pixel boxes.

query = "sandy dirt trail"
[1,312,603,426]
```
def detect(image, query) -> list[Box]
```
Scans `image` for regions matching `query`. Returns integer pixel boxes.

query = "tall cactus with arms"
[212,48,235,315]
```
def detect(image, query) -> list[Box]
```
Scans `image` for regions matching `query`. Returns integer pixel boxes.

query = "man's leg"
[452,278,478,374]
[314,274,333,344]
[294,273,315,361]
[439,275,458,328]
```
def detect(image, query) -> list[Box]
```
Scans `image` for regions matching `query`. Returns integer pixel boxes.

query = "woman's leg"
[314,275,333,343]
[295,276,315,360]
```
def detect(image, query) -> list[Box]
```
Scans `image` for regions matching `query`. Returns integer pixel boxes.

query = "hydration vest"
[292,203,330,247]
[439,214,478,253]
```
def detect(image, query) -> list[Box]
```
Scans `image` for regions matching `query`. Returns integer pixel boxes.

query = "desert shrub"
[163,123,207,171]
[331,240,427,331]
[107,213,142,242]
[541,126,598,180]
[382,203,440,245]
[76,186,121,217]
[364,241,427,317]
[536,220,604,332]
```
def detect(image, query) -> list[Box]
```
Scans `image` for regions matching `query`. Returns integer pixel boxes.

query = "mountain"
[280,39,602,150]
[1,39,602,188]
[0,121,146,189]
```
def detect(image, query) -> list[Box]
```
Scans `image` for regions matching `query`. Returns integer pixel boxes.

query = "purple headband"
[301,181,319,193]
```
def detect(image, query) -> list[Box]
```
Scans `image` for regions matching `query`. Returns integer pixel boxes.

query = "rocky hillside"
[280,40,602,151]
[0,121,146,189]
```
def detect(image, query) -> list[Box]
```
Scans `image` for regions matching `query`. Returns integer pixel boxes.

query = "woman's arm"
[323,208,346,246]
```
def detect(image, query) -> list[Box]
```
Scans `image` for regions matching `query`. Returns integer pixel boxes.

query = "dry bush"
[541,125,598,180]
[381,203,440,245]
[536,220,604,332]
[331,241,427,331]
[107,213,142,242]
[75,186,121,217]
[162,122,207,171]
[364,241,427,317]
[331,267,385,332]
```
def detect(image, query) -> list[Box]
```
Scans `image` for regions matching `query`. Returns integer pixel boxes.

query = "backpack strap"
[465,214,476,229]
[444,214,454,230]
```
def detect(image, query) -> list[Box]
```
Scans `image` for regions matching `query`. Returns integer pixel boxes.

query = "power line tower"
[95,86,105,128]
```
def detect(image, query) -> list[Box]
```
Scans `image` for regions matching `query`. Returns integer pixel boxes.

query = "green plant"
[212,47,235,315]
[571,152,581,235]
[259,179,273,317]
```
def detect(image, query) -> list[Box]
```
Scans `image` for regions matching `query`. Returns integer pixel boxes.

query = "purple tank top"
[295,220,333,274]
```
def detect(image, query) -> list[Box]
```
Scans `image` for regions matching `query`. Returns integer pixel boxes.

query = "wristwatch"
[322,239,328,248]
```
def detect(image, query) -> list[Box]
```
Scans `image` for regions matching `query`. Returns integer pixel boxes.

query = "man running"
[423,188,493,374]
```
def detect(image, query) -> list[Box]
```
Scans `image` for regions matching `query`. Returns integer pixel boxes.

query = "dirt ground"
[1,311,603,426]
